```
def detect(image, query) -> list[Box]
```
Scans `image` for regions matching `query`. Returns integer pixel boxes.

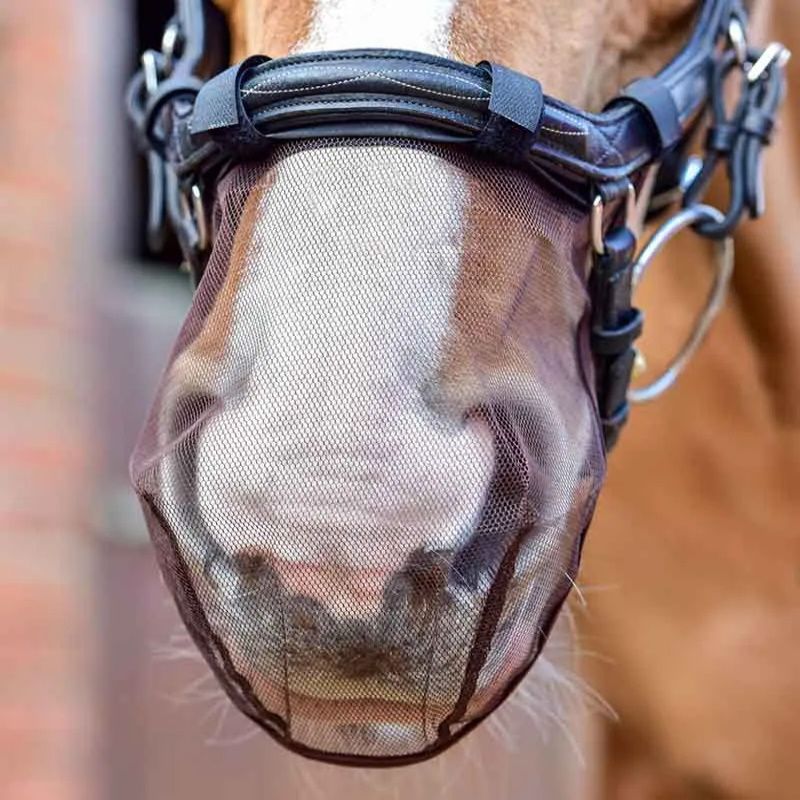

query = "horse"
[138,0,799,796]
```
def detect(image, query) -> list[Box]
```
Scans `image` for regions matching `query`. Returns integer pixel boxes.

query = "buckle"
[682,29,791,239]
[591,182,637,255]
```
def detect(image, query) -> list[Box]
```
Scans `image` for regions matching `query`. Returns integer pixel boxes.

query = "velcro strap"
[190,55,271,144]
[474,62,544,164]
[612,77,682,154]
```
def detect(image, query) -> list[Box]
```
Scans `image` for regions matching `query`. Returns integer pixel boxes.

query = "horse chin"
[192,537,551,758]
[193,553,486,751]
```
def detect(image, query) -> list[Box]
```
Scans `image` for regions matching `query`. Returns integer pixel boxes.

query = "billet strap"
[589,225,643,449]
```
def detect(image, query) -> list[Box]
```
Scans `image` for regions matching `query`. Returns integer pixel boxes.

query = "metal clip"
[727,18,748,66]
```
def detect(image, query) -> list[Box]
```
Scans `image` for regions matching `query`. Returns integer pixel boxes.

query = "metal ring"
[628,204,734,404]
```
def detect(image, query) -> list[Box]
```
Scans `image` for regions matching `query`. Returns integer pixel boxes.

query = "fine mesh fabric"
[131,137,606,764]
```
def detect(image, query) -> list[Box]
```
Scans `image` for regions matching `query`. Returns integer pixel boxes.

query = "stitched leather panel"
[183,0,740,191]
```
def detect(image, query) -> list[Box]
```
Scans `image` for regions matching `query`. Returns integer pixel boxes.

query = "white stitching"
[243,67,490,100]
[246,64,490,94]
[540,125,586,138]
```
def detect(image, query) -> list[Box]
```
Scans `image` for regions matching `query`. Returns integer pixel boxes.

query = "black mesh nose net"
[131,138,606,765]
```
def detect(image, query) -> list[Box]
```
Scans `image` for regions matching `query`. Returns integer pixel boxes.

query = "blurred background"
[0,1,278,797]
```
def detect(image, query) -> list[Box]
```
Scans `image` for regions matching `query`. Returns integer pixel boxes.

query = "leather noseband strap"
[127,0,788,448]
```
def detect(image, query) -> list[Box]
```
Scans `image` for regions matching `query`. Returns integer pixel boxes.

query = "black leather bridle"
[128,0,789,448]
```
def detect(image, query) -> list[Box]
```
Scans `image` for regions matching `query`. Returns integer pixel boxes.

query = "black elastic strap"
[190,55,272,153]
[475,62,544,164]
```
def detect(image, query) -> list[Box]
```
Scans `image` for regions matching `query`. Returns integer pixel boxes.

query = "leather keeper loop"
[608,76,682,154]
[190,55,271,149]
[591,308,644,355]
[705,122,738,153]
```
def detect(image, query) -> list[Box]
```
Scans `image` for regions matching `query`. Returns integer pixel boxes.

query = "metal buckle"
[681,31,790,239]
[161,20,182,74]
[627,204,734,403]
[591,182,637,255]
[747,42,792,83]
[179,183,210,254]
[138,20,211,278]
[727,18,748,67]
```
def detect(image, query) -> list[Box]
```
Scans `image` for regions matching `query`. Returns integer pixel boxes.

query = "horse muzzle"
[130,137,606,764]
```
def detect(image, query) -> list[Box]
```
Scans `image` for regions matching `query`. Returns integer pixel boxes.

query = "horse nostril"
[232,548,270,579]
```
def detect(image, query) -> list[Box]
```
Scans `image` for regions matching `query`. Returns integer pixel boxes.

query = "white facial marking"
[185,2,478,594]
[298,0,459,55]
[190,143,493,614]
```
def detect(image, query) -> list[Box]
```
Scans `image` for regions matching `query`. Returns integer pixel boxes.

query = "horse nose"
[230,544,452,623]
[231,546,395,618]
[196,401,496,592]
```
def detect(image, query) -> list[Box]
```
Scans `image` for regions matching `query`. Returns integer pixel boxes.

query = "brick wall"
[0,2,97,798]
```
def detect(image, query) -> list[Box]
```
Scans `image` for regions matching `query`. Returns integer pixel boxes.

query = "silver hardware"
[747,42,792,83]
[591,182,636,255]
[161,21,181,73]
[178,184,210,254]
[728,18,748,66]
[646,155,704,214]
[141,50,160,96]
[628,204,734,404]
[191,184,209,252]
[679,155,705,195]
